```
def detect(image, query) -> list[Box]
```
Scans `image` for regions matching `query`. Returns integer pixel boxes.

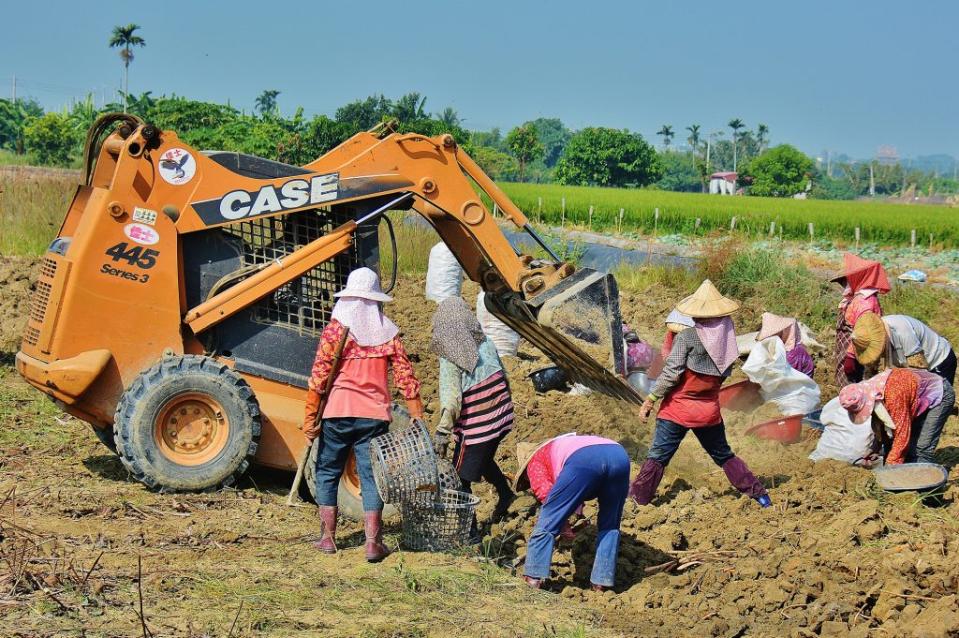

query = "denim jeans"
[314,417,388,511]
[646,418,735,466]
[907,380,956,464]
[524,444,630,587]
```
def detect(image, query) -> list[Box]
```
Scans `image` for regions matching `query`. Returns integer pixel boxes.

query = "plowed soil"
[2,257,959,637]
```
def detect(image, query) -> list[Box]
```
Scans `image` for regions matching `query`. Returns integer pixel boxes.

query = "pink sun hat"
[839,383,875,424]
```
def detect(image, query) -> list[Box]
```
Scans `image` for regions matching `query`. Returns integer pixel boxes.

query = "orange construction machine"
[17,113,640,516]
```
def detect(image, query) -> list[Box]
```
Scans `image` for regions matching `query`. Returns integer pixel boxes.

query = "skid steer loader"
[16,113,641,517]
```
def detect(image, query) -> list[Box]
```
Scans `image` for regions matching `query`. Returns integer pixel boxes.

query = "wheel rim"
[342,453,362,499]
[155,392,230,466]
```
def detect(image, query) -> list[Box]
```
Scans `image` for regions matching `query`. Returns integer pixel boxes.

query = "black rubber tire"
[113,355,261,492]
[303,404,407,521]
[90,424,117,453]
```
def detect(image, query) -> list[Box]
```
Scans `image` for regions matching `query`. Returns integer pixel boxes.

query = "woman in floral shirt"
[303,268,423,562]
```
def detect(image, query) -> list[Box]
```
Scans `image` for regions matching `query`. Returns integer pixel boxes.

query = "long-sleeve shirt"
[875,368,944,465]
[438,337,514,445]
[309,319,421,421]
[883,315,953,370]
[651,328,729,428]
[526,434,618,502]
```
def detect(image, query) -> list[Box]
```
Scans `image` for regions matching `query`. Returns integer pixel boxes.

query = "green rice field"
[495,182,959,247]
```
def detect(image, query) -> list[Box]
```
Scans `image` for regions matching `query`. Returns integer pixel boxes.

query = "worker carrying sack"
[742,337,820,415]
[809,396,876,464]
[477,291,522,357]
[425,242,464,303]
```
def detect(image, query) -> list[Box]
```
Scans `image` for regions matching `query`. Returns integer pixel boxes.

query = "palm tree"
[438,107,461,128]
[756,123,769,151]
[255,90,281,117]
[727,118,745,171]
[686,124,701,154]
[657,124,674,149]
[109,24,146,114]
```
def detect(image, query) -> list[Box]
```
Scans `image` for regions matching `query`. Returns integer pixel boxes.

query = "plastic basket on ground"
[400,489,480,552]
[370,420,442,504]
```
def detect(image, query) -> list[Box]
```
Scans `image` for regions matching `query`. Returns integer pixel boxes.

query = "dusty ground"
[2,258,959,637]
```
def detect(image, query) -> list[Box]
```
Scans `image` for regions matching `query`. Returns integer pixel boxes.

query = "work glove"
[302,389,323,443]
[432,409,454,458]
[432,430,451,459]
[405,396,425,421]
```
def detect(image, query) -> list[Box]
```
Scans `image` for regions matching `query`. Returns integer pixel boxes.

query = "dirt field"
[2,257,959,637]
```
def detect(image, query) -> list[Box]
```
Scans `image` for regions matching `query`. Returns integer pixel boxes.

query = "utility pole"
[11,74,16,105]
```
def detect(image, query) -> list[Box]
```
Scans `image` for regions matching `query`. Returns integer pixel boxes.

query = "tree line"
[1,90,955,201]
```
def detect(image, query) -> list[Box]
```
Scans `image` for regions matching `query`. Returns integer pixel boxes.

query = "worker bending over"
[840,368,955,465]
[631,280,770,508]
[758,312,814,377]
[514,434,630,592]
[304,268,423,562]
[852,312,956,385]
[430,297,515,523]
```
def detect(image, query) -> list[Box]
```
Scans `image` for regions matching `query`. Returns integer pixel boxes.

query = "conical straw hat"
[674,279,739,319]
[851,312,886,365]
[512,439,553,492]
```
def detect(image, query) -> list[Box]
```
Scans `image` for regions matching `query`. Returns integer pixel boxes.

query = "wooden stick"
[286,327,351,505]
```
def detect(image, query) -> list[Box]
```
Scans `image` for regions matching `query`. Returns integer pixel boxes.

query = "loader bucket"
[484,268,643,405]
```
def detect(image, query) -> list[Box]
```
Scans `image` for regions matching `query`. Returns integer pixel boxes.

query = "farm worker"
[430,297,515,524]
[303,267,423,562]
[831,253,890,386]
[757,312,814,377]
[630,280,771,508]
[514,433,630,592]
[852,312,956,385]
[839,368,955,465]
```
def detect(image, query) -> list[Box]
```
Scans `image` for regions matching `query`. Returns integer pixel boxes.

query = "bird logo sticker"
[158,148,196,185]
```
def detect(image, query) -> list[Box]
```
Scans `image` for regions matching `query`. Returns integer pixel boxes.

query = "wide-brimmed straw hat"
[852,312,886,365]
[674,280,739,319]
[333,267,393,302]
[512,439,554,492]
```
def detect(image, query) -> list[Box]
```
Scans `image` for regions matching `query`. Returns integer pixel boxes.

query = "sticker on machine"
[158,148,196,185]
[124,223,160,246]
[132,206,158,225]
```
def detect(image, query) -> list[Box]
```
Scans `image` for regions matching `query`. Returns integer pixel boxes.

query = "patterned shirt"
[310,319,421,421]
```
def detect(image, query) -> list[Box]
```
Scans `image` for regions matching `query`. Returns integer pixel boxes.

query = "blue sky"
[1,0,956,159]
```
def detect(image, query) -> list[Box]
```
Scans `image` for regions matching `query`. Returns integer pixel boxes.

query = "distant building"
[876,145,899,166]
[709,172,737,195]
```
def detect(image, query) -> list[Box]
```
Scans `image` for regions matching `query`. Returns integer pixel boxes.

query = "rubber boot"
[364,511,391,563]
[721,456,767,499]
[491,488,516,521]
[628,459,666,505]
[313,506,337,554]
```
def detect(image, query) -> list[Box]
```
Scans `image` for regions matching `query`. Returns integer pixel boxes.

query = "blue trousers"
[646,418,735,466]
[314,417,388,511]
[524,444,630,587]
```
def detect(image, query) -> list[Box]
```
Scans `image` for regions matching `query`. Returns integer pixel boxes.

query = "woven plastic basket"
[400,489,480,552]
[370,420,440,504]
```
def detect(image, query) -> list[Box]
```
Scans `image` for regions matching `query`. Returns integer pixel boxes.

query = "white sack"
[425,242,463,302]
[808,397,875,463]
[737,323,826,356]
[477,291,522,357]
[742,337,821,415]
